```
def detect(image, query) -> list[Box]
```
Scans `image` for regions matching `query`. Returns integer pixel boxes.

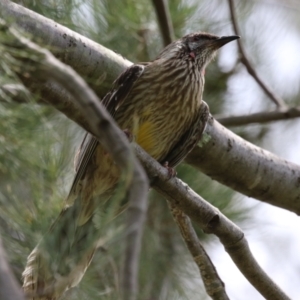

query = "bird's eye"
[192,36,200,41]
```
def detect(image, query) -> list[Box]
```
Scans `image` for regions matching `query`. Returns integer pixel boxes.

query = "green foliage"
[0,101,82,281]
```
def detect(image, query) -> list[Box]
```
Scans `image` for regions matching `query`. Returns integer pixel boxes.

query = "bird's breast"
[132,103,195,160]
[135,120,156,154]
[115,64,204,161]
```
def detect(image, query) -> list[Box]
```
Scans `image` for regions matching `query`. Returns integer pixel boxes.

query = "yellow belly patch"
[136,121,156,154]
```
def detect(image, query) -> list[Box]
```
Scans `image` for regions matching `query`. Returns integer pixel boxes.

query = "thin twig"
[0,83,31,103]
[151,0,175,46]
[7,25,149,300]
[216,106,300,126]
[0,236,25,300]
[227,0,286,108]
[135,145,291,300]
[169,204,229,300]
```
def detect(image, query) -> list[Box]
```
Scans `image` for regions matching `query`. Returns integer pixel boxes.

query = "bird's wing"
[106,64,146,116]
[69,64,145,196]
[161,101,209,168]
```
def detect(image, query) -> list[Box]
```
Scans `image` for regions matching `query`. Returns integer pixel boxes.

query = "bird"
[22,32,239,299]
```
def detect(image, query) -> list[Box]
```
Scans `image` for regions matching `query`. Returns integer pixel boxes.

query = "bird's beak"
[212,35,240,48]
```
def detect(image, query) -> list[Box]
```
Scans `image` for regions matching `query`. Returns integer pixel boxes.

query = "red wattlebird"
[23,32,239,299]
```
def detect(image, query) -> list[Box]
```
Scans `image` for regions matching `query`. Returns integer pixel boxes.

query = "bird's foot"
[163,161,177,179]
[123,129,133,142]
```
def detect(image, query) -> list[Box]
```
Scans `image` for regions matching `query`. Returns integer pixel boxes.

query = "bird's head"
[184,32,239,59]
[157,32,240,70]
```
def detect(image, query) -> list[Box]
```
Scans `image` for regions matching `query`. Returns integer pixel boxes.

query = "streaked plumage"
[23,32,239,299]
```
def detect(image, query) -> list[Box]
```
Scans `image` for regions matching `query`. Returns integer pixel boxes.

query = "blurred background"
[1,0,300,299]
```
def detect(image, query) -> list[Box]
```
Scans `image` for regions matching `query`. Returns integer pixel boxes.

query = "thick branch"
[151,0,175,46]
[169,205,229,300]
[186,116,300,215]
[216,106,300,126]
[0,236,25,300]
[136,146,290,300]
[227,0,286,108]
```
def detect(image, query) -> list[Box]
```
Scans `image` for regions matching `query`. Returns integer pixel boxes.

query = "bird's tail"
[22,191,113,300]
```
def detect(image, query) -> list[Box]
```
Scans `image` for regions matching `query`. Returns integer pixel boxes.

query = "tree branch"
[151,0,175,46]
[227,0,286,108]
[135,146,291,300]
[169,204,229,300]
[216,106,300,126]
[6,24,148,300]
[186,116,300,215]
[0,236,25,300]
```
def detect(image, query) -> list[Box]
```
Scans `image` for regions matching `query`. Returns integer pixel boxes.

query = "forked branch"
[169,204,229,300]
[136,146,291,300]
